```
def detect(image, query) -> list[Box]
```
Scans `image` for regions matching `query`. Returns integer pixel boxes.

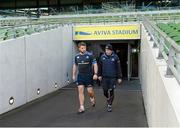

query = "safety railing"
[142,16,180,84]
[1,10,180,27]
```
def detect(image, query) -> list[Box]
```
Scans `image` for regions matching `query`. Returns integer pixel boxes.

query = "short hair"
[78,42,86,48]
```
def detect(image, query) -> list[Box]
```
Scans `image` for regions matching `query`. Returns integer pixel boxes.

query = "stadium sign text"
[73,25,140,40]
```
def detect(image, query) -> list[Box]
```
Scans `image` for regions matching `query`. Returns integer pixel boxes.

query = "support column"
[128,43,131,81]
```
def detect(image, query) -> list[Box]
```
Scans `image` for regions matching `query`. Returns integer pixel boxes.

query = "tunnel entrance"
[75,40,140,80]
[111,43,128,78]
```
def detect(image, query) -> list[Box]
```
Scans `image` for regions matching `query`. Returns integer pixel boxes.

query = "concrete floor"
[0,80,148,127]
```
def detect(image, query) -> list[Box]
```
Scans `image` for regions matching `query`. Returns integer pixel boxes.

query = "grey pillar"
[128,43,131,81]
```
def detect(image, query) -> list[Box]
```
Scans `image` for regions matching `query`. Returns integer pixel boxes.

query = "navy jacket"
[98,52,122,79]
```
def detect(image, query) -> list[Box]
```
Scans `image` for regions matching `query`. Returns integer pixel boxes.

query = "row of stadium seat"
[0,25,56,41]
[0,28,35,40]
[157,23,180,45]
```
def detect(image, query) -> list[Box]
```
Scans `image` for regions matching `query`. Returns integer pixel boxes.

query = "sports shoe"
[77,108,85,114]
[107,104,112,112]
[90,97,95,107]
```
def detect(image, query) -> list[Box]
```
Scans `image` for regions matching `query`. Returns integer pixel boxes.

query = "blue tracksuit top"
[98,52,122,79]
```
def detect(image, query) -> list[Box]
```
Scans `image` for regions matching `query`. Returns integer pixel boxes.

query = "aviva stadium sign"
[73,25,141,40]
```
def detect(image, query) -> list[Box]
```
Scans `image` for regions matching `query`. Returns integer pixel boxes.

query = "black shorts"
[102,77,117,90]
[76,74,93,87]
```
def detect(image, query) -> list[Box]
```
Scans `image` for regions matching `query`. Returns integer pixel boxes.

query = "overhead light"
[131,48,139,53]
[9,97,14,105]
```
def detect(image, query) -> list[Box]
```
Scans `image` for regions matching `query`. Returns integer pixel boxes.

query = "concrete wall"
[61,25,73,85]
[0,26,75,115]
[0,37,26,114]
[140,25,180,127]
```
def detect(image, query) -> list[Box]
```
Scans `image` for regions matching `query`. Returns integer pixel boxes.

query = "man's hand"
[93,74,98,80]
[117,79,122,85]
[72,75,76,82]
[98,76,102,81]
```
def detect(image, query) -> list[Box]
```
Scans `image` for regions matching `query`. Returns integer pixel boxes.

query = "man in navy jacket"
[98,44,122,112]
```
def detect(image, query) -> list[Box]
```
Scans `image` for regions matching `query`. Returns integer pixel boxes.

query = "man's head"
[78,42,87,54]
[105,44,113,56]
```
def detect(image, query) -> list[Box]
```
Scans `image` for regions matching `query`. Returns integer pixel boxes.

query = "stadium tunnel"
[73,24,141,80]
[74,40,140,80]
[0,17,180,127]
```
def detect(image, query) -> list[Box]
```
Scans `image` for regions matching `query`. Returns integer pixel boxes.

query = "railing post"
[148,27,154,41]
[157,36,164,59]
[166,47,175,75]
[13,27,16,38]
[151,26,155,39]
[153,31,158,48]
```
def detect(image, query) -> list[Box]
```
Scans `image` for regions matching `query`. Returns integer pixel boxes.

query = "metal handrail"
[142,16,180,84]
[0,10,180,28]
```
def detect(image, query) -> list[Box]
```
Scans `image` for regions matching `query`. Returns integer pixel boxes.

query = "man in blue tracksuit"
[98,44,122,112]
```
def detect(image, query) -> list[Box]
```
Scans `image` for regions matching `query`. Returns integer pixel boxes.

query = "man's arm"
[72,56,78,81]
[91,55,98,80]
[72,64,77,81]
[93,63,98,75]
